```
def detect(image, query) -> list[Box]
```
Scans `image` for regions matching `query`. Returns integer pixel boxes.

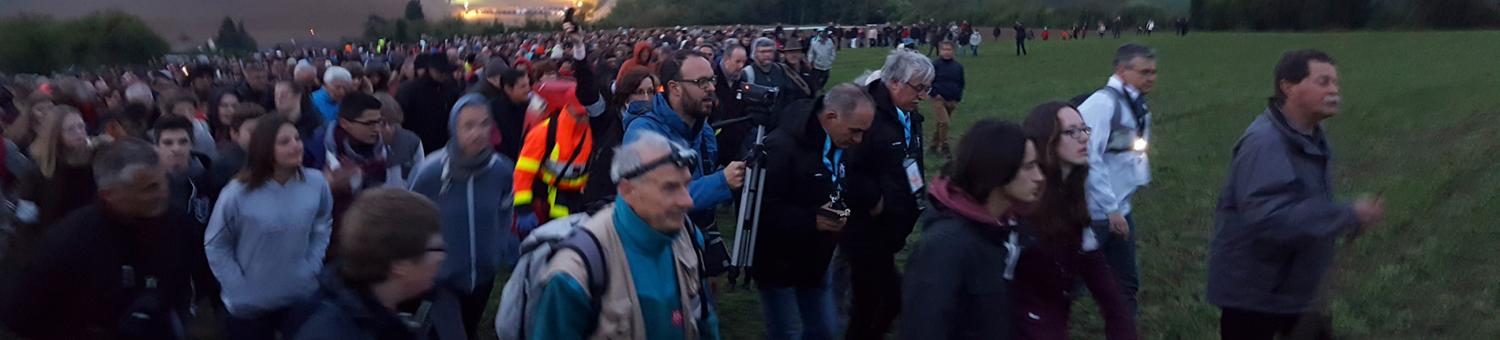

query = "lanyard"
[895,107,913,147]
[823,136,843,190]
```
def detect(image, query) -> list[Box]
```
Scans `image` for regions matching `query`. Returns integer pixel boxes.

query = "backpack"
[496,213,606,340]
[1070,86,1148,152]
[495,212,713,339]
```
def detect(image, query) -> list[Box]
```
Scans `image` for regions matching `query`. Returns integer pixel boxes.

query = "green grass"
[466,32,1500,340]
[704,31,1500,340]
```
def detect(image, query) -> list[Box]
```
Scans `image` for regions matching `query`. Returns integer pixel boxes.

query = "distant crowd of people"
[0,15,1378,340]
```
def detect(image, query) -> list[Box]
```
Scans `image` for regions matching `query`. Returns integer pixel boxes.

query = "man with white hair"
[311,66,354,124]
[839,49,934,339]
[527,131,721,340]
[293,61,319,91]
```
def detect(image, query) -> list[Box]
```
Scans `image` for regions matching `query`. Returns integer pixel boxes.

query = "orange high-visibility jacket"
[512,111,593,220]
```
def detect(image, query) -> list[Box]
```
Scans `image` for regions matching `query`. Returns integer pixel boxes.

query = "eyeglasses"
[349,118,387,127]
[1061,126,1092,141]
[678,76,717,89]
[905,81,930,93]
[619,143,699,180]
[426,247,446,253]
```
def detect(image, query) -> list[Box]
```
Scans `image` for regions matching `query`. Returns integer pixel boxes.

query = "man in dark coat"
[398,54,463,153]
[0,139,202,340]
[754,84,873,339]
[839,49,933,339]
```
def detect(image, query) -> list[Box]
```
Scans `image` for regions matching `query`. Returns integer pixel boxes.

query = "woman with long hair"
[1013,101,1137,340]
[206,90,241,143]
[900,119,1045,339]
[579,68,656,211]
[19,105,95,229]
[205,115,333,339]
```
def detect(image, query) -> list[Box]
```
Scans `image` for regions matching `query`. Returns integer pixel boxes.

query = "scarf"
[442,140,495,192]
[331,126,389,187]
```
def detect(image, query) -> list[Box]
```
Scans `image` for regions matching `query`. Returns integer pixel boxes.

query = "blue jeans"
[758,274,837,340]
[1091,214,1140,317]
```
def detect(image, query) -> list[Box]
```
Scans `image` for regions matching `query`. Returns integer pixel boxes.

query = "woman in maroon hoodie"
[1014,101,1137,340]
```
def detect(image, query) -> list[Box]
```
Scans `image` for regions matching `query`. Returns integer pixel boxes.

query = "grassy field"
[696,31,1500,340]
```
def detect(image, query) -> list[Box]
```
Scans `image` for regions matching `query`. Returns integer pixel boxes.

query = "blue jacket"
[408,94,519,294]
[930,58,965,102]
[310,88,339,124]
[622,94,732,216]
[1207,105,1359,314]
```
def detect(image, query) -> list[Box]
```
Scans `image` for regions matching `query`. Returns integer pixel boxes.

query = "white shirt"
[1077,75,1152,220]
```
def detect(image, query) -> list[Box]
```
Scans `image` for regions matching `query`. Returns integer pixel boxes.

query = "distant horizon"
[0,0,575,50]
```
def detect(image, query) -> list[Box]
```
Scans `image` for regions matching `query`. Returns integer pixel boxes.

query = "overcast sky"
[0,0,569,49]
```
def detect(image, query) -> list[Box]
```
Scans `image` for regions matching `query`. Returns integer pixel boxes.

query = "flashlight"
[1132,138,1148,152]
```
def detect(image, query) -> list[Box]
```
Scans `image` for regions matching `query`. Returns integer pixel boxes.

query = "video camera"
[736,82,779,106]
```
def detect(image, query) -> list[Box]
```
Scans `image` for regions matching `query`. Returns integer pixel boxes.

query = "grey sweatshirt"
[205,168,334,316]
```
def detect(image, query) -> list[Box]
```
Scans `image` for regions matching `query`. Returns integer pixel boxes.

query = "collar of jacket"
[782,96,830,147]
[866,80,903,124]
[638,93,703,143]
[314,266,417,336]
[1264,102,1329,158]
[612,196,678,256]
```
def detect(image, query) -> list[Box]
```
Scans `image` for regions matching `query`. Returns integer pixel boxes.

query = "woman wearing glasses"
[1012,101,1137,340]
[206,115,335,339]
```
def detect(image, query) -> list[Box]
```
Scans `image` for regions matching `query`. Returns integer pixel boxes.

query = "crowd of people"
[0,16,1378,340]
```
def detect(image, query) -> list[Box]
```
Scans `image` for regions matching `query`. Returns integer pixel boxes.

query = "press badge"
[903,158,923,193]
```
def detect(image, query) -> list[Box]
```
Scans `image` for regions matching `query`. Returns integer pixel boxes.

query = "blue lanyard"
[823,136,843,190]
[895,107,913,147]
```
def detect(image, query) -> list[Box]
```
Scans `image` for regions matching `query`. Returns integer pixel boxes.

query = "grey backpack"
[494,213,608,340]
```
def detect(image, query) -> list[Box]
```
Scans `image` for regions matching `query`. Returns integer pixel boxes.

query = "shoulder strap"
[557,228,609,310]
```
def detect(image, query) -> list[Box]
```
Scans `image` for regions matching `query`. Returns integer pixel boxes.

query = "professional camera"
[736,82,780,106]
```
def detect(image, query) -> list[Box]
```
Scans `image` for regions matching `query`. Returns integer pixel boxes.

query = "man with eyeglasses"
[624,50,748,277]
[528,131,722,340]
[307,92,409,234]
[838,49,934,339]
[742,37,814,124]
[1076,43,1159,317]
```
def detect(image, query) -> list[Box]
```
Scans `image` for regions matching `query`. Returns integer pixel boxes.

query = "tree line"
[596,0,1500,30]
[0,10,170,74]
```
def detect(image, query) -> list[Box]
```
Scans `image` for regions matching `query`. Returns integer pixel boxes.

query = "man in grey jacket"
[1207,50,1384,340]
[808,30,838,92]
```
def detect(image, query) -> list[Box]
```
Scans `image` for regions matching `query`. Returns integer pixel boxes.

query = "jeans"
[1016,40,1028,55]
[969,44,979,56]
[829,247,852,331]
[1220,308,1333,340]
[759,274,837,340]
[1090,213,1139,317]
[225,307,293,340]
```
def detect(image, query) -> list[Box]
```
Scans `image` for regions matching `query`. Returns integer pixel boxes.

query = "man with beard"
[624,51,746,274]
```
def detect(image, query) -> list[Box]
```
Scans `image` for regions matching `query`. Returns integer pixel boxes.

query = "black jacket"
[288,267,467,340]
[473,79,529,161]
[709,63,750,167]
[398,77,463,153]
[840,81,925,257]
[168,152,220,301]
[0,204,203,340]
[899,196,1016,340]
[752,98,841,288]
[931,58,965,102]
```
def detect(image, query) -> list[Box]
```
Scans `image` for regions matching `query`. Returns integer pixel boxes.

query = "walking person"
[287,188,468,340]
[1207,50,1384,340]
[407,97,517,338]
[754,84,875,340]
[1014,22,1029,56]
[899,120,1044,340]
[928,41,965,157]
[206,115,335,340]
[841,50,933,339]
[1077,43,1158,316]
[1015,102,1138,340]
[968,31,982,57]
